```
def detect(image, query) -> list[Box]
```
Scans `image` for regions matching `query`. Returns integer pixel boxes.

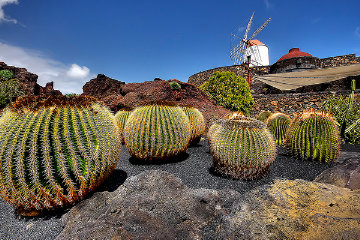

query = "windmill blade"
[249,17,271,40]
[243,12,254,41]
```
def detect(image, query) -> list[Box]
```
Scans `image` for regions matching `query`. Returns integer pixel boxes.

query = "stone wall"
[319,54,360,68]
[251,90,360,117]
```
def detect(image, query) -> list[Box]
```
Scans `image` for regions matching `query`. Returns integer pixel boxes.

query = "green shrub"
[0,95,121,216]
[0,79,24,109]
[199,71,254,114]
[0,69,14,80]
[208,116,276,180]
[169,81,181,90]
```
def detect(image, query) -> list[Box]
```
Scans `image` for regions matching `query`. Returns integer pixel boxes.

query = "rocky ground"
[0,141,359,240]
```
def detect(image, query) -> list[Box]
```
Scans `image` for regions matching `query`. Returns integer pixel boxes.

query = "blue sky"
[0,0,359,93]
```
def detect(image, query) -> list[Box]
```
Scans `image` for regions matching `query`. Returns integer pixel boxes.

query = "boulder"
[314,157,360,190]
[57,170,360,240]
[82,74,125,99]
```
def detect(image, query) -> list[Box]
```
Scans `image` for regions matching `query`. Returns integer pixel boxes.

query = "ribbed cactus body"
[181,106,205,145]
[114,108,133,143]
[0,95,121,216]
[209,116,277,180]
[266,112,291,145]
[257,110,272,122]
[123,102,191,161]
[284,110,340,163]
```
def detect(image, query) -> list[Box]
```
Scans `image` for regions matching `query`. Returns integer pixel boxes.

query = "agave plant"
[0,95,121,216]
[209,116,277,180]
[284,109,341,163]
[123,100,191,161]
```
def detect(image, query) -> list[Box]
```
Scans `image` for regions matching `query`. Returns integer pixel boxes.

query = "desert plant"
[0,79,24,109]
[257,110,272,122]
[0,95,121,216]
[114,107,133,143]
[266,112,291,145]
[284,110,341,163]
[169,81,181,90]
[123,101,191,161]
[209,116,277,180]
[0,69,14,80]
[180,105,206,145]
[199,71,254,114]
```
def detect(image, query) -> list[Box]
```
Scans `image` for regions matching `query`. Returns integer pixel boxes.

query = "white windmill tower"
[230,12,271,87]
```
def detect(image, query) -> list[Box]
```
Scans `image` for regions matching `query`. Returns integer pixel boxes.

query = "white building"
[244,39,269,67]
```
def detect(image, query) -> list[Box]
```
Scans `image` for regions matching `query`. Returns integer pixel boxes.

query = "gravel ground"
[0,139,358,240]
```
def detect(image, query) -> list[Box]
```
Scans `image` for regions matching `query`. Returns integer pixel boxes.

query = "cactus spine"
[123,101,191,161]
[284,109,341,163]
[0,95,121,216]
[114,107,133,143]
[209,116,277,180]
[266,112,291,145]
[181,105,205,145]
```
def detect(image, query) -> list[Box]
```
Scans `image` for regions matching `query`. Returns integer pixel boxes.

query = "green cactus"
[114,107,133,144]
[284,110,341,163]
[256,110,272,122]
[123,101,191,161]
[266,112,291,145]
[180,105,205,145]
[209,116,277,180]
[0,95,121,216]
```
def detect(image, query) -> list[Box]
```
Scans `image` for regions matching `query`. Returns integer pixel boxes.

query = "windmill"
[230,12,271,87]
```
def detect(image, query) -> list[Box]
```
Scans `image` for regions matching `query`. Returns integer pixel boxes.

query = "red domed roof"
[277,48,313,62]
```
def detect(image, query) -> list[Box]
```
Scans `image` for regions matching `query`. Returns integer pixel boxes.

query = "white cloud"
[355,26,360,39]
[0,42,95,94]
[264,0,273,9]
[0,0,18,24]
[67,64,90,78]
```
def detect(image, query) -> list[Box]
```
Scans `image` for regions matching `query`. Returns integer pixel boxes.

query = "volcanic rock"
[82,74,125,99]
[57,170,360,240]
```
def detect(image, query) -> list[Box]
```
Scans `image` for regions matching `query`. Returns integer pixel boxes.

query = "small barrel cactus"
[114,107,133,143]
[123,100,191,161]
[284,110,341,163]
[180,105,205,145]
[257,110,272,122]
[265,112,291,145]
[209,116,277,180]
[0,95,121,216]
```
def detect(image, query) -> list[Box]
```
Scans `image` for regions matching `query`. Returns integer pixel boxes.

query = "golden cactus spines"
[265,112,291,145]
[114,107,133,144]
[0,95,121,216]
[181,105,205,145]
[284,109,341,163]
[123,101,191,161]
[209,116,277,180]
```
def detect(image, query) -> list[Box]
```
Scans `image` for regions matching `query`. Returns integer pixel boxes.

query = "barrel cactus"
[257,110,272,122]
[114,107,133,144]
[181,105,205,145]
[0,95,121,216]
[123,101,191,161]
[284,110,341,163]
[209,116,277,180]
[266,112,291,145]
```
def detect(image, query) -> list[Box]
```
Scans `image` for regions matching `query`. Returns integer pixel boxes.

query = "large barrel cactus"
[181,105,205,145]
[123,101,191,161]
[257,110,272,122]
[266,112,291,145]
[284,110,341,163]
[209,116,277,180]
[0,95,121,216]
[114,107,133,143]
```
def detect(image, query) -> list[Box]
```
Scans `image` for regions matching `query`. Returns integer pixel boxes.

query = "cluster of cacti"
[114,107,133,143]
[257,110,272,122]
[123,101,191,161]
[180,104,205,145]
[0,95,121,216]
[208,116,277,180]
[265,112,291,145]
[284,109,341,163]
